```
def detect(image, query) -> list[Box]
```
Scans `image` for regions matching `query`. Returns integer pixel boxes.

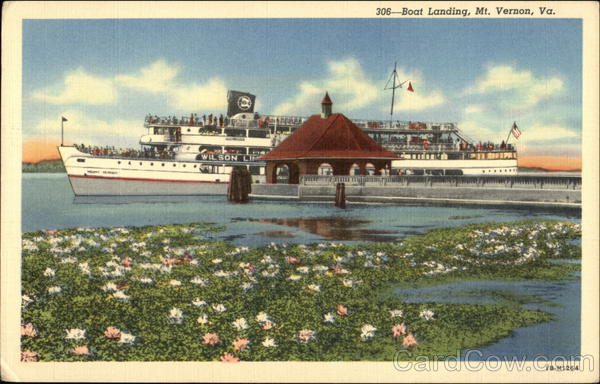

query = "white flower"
[241,282,254,291]
[168,307,184,324]
[65,328,86,340]
[78,263,91,276]
[197,314,209,325]
[101,282,118,292]
[192,298,207,307]
[256,312,270,323]
[212,258,223,264]
[138,277,153,284]
[419,309,435,321]
[287,274,302,281]
[307,284,321,292]
[113,290,130,302]
[360,324,377,341]
[118,332,136,345]
[389,310,404,318]
[323,313,335,324]
[262,337,277,348]
[297,266,310,274]
[342,279,362,288]
[232,318,249,331]
[312,265,328,273]
[48,286,62,295]
[190,276,207,286]
[44,268,56,277]
[169,279,182,287]
[21,295,34,308]
[214,270,231,278]
[212,303,227,313]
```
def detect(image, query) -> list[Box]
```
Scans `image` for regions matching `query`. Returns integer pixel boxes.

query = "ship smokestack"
[321,92,332,119]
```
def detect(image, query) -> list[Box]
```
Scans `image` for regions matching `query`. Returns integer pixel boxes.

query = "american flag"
[511,122,522,139]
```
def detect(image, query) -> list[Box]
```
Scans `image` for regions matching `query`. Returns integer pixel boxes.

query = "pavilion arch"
[266,162,300,184]
[317,163,334,176]
[349,163,361,176]
[365,162,377,175]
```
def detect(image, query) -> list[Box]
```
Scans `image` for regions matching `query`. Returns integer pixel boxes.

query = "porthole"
[193,165,197,168]
[187,129,190,132]
[140,162,143,166]
[76,158,86,163]
[151,162,154,166]
[117,161,121,164]
[183,164,186,168]
[173,164,176,167]
[128,161,131,165]
[162,163,165,167]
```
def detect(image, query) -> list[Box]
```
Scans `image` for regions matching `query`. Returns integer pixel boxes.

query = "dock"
[250,174,582,209]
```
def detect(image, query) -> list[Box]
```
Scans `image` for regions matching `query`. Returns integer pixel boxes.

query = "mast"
[384,62,407,128]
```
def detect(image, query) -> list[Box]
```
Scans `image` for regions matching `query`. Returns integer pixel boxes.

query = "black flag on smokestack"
[227,90,256,117]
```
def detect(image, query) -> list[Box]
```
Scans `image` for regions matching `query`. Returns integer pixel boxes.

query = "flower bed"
[21,219,581,361]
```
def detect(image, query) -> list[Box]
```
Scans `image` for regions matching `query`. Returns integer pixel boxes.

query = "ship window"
[140,162,143,166]
[151,163,154,166]
[77,158,86,163]
[193,165,197,168]
[187,128,190,132]
[117,161,121,164]
[128,161,131,165]
[173,164,176,167]
[183,164,186,168]
[162,163,165,166]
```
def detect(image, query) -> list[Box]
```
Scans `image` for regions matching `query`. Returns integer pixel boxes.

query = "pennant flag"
[61,116,68,122]
[407,82,414,92]
[511,122,522,139]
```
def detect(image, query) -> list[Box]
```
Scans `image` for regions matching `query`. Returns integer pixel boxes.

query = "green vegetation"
[22,160,65,173]
[20,219,580,361]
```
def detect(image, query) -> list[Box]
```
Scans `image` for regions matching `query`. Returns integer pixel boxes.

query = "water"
[395,274,581,360]
[21,173,582,359]
[22,174,580,248]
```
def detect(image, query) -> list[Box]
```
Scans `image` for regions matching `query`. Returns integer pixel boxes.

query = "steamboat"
[59,85,518,196]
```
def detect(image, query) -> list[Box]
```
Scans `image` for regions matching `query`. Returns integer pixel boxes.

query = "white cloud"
[464,105,484,114]
[28,110,140,147]
[169,78,228,111]
[115,59,180,94]
[467,65,563,109]
[518,124,578,143]
[272,58,380,115]
[381,67,445,113]
[32,69,118,105]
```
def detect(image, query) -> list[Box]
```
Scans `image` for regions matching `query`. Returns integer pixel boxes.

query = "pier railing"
[300,175,581,190]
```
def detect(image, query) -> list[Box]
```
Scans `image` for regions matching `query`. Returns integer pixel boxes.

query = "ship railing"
[383,143,516,153]
[300,175,581,190]
[352,120,457,131]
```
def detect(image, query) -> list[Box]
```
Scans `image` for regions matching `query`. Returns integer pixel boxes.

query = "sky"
[22,18,582,169]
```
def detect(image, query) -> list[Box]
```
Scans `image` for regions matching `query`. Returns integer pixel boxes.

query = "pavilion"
[260,93,399,184]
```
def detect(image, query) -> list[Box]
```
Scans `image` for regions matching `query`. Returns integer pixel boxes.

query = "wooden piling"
[227,167,252,203]
[335,182,346,208]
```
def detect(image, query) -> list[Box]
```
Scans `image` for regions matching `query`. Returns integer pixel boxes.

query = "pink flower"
[202,332,220,346]
[261,320,275,330]
[296,329,316,343]
[332,264,349,275]
[244,264,255,274]
[232,338,250,351]
[21,323,37,338]
[21,350,39,362]
[220,353,240,362]
[402,332,418,348]
[104,327,121,340]
[286,256,301,265]
[336,304,348,317]
[71,345,90,356]
[45,230,57,236]
[163,258,178,266]
[392,323,407,338]
[121,258,133,268]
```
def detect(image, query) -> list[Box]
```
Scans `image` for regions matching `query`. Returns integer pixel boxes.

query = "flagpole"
[505,121,516,145]
[61,118,64,147]
[390,62,397,129]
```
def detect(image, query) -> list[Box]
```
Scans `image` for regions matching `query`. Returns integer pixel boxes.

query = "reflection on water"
[255,230,296,239]
[238,217,397,242]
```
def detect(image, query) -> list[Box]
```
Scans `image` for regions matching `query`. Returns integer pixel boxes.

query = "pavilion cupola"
[321,92,332,119]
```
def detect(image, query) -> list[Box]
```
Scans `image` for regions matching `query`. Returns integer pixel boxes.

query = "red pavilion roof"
[321,92,332,105]
[260,113,399,160]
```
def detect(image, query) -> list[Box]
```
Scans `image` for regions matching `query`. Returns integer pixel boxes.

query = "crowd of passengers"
[381,137,514,152]
[75,144,175,159]
[145,113,304,129]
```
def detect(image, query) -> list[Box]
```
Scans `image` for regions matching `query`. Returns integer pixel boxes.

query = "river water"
[21,173,582,359]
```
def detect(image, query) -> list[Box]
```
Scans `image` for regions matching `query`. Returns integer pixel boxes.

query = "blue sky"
[23,18,581,158]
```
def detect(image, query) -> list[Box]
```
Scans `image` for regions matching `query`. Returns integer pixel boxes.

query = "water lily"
[296,329,316,343]
[138,277,153,284]
[104,327,121,340]
[21,350,39,362]
[47,286,62,295]
[389,309,403,318]
[118,332,136,345]
[212,303,227,313]
[402,332,418,348]
[419,309,435,321]
[232,337,250,351]
[336,304,349,316]
[71,345,90,356]
[323,313,335,324]
[113,290,130,302]
[21,323,37,338]
[307,284,321,292]
[220,352,240,362]
[197,314,209,325]
[202,332,220,346]
[101,282,118,292]
[168,307,184,324]
[287,274,302,281]
[168,279,182,287]
[65,328,86,340]
[192,298,207,307]
[256,312,270,323]
[232,318,249,331]
[392,323,407,338]
[261,320,275,330]
[360,324,377,341]
[43,267,55,277]
[190,276,208,286]
[262,337,277,348]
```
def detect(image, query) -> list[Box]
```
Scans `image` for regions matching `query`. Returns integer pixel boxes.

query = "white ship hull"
[392,158,518,175]
[59,146,261,196]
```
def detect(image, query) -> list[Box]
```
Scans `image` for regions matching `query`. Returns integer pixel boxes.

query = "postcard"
[2,1,598,382]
